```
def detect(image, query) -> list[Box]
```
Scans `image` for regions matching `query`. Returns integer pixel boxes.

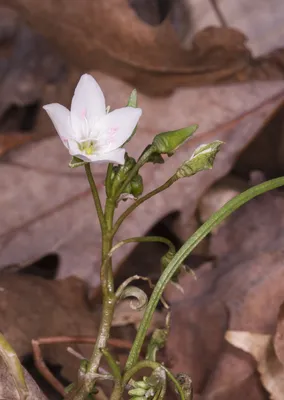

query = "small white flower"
[43,74,142,164]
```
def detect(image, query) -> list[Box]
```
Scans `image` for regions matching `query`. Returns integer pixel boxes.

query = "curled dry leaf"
[112,299,166,332]
[1,72,284,290]
[3,0,284,94]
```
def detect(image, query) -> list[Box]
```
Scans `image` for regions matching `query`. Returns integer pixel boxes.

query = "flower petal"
[71,148,126,165]
[98,107,142,152]
[71,74,106,129]
[43,103,74,147]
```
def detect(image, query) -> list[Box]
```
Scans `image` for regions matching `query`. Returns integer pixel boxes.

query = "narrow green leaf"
[126,176,284,370]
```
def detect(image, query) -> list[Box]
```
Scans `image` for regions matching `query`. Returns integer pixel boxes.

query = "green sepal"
[127,89,137,108]
[110,154,136,196]
[69,156,89,168]
[124,89,138,145]
[176,140,223,179]
[141,145,164,164]
[152,124,198,155]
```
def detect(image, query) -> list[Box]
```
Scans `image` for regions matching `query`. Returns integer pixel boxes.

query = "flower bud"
[134,381,149,390]
[130,174,144,197]
[176,140,223,179]
[128,387,147,397]
[152,124,198,155]
[110,155,136,195]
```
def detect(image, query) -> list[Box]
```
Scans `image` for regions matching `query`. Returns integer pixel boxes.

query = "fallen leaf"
[226,331,284,400]
[1,72,284,291]
[173,0,284,57]
[0,271,99,381]
[274,303,284,365]
[4,0,284,94]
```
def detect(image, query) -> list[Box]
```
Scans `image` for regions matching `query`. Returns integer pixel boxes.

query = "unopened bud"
[152,124,198,155]
[176,140,223,179]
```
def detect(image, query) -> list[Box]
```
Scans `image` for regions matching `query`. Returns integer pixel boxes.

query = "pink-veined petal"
[71,148,126,164]
[71,74,106,131]
[43,103,74,147]
[98,107,142,153]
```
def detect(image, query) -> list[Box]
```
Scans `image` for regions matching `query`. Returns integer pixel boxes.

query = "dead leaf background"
[2,1,284,95]
[0,1,284,399]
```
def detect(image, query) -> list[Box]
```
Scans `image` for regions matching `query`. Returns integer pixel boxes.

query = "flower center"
[78,140,96,155]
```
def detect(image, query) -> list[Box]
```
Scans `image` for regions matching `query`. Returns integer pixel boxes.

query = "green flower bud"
[133,381,149,390]
[152,124,198,155]
[130,174,144,197]
[128,387,147,397]
[129,397,145,400]
[110,154,136,195]
[176,140,223,179]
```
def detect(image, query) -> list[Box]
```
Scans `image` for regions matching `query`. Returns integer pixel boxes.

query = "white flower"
[43,74,142,164]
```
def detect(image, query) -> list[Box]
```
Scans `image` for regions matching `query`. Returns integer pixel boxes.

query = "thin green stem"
[115,146,154,198]
[85,163,105,233]
[73,173,117,400]
[110,236,175,258]
[101,348,121,381]
[105,163,114,198]
[122,360,160,387]
[125,176,284,370]
[112,175,178,236]
[163,368,185,400]
[102,348,123,400]
[86,199,116,378]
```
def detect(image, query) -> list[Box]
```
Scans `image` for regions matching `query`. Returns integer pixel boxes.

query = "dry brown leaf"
[0,6,65,119]
[3,0,284,94]
[274,303,284,365]
[173,0,284,57]
[0,272,99,381]
[226,331,284,400]
[1,73,283,290]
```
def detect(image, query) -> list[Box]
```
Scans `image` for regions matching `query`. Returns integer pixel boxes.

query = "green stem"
[85,163,105,233]
[112,175,178,236]
[102,348,123,400]
[110,236,175,259]
[122,360,160,387]
[105,163,114,198]
[74,170,117,399]
[125,176,284,370]
[115,146,154,198]
[87,199,116,378]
